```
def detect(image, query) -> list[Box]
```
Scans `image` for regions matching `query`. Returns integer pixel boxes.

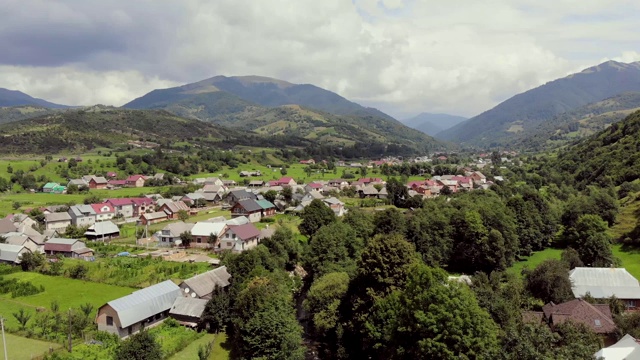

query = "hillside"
[550,109,640,188]
[0,106,310,154]
[0,88,68,108]
[401,112,467,136]
[0,105,61,125]
[123,75,444,153]
[438,60,640,147]
[512,92,640,151]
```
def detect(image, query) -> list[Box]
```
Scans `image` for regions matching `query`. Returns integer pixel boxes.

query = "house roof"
[235,199,263,212]
[0,218,18,234]
[85,221,119,236]
[108,180,127,186]
[181,266,231,298]
[90,176,108,184]
[0,243,28,263]
[106,198,134,206]
[361,185,379,195]
[44,238,83,252]
[249,180,265,185]
[542,299,616,334]
[141,212,167,221]
[228,189,254,200]
[569,267,640,299]
[43,182,60,189]
[68,179,87,186]
[307,182,323,189]
[279,177,294,183]
[45,212,72,222]
[255,199,275,210]
[162,222,195,237]
[106,280,181,328]
[228,223,261,241]
[191,222,227,237]
[323,197,344,205]
[69,204,96,217]
[202,184,225,193]
[126,175,145,182]
[5,235,29,246]
[183,193,206,201]
[160,201,190,213]
[169,297,208,318]
[90,203,115,214]
[594,334,640,360]
[226,217,250,226]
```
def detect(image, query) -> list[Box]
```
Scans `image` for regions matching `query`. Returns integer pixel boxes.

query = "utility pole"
[68,308,72,353]
[1,316,8,360]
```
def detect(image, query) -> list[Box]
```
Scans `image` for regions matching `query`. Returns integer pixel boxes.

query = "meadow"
[169,333,230,360]
[0,272,134,330]
[0,332,61,359]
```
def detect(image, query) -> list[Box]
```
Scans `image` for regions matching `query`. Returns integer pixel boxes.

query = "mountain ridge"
[401,112,467,136]
[437,60,640,147]
[0,88,69,108]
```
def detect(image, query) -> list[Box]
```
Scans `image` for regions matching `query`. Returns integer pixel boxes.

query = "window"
[127,326,132,335]
[626,300,636,309]
[594,319,601,327]
[106,316,113,326]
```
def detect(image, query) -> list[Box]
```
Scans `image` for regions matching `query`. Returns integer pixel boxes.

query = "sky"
[1,0,640,119]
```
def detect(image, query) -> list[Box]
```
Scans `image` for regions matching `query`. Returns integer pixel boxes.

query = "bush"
[0,277,45,298]
[260,217,276,223]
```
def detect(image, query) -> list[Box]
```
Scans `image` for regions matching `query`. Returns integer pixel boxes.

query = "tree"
[201,287,230,333]
[343,208,375,241]
[306,222,361,278]
[472,272,526,328]
[373,208,406,235]
[299,199,336,237]
[366,263,500,359]
[6,164,12,173]
[563,214,614,267]
[13,308,32,331]
[281,186,293,203]
[115,330,162,360]
[304,272,350,338]
[385,177,409,208]
[560,248,583,269]
[20,251,45,271]
[177,209,189,221]
[261,227,302,270]
[524,259,573,304]
[406,206,453,267]
[12,201,21,210]
[83,194,101,205]
[280,167,288,175]
[263,189,278,203]
[179,231,193,248]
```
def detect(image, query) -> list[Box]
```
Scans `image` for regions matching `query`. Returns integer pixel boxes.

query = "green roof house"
[43,182,67,194]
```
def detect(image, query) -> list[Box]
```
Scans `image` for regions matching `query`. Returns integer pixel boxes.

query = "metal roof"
[107,280,181,328]
[181,266,231,298]
[191,222,227,237]
[85,221,119,236]
[570,267,640,299]
[255,199,275,210]
[169,297,208,318]
[45,212,71,222]
[0,244,28,263]
[47,238,80,245]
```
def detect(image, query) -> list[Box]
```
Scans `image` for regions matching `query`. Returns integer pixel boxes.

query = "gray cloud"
[1,0,640,118]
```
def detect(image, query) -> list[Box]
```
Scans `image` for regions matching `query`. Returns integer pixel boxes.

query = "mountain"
[511,92,640,152]
[124,75,394,120]
[0,106,312,154]
[123,75,444,153]
[0,105,61,125]
[0,88,68,108]
[401,113,467,136]
[548,109,640,188]
[437,60,640,147]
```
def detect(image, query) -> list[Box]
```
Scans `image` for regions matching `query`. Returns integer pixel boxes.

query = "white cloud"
[1,0,639,118]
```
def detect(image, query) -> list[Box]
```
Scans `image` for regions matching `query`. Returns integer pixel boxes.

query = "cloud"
[1,0,639,117]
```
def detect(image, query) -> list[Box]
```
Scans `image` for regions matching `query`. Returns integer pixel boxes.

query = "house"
[4,233,44,254]
[542,299,616,341]
[328,179,349,189]
[96,280,181,338]
[6,214,37,230]
[569,267,640,310]
[139,212,168,225]
[131,198,155,217]
[358,178,384,185]
[190,222,228,248]
[470,171,487,184]
[179,266,231,299]
[218,223,261,253]
[106,171,117,178]
[594,334,640,360]
[224,189,256,207]
[256,199,276,218]
[181,193,206,207]
[89,176,108,189]
[84,221,120,240]
[168,297,208,328]
[304,182,324,193]
[222,179,237,187]
[201,184,227,194]
[108,179,127,188]
[0,217,18,234]
[204,177,224,186]
[275,177,297,186]
[159,222,195,247]
[359,185,379,198]
[231,199,263,223]
[67,179,88,188]
[299,159,315,165]
[323,197,346,217]
[44,212,72,231]
[68,204,97,227]
[105,198,135,218]
[125,175,146,188]
[158,201,190,220]
[44,238,93,258]
[248,180,265,188]
[0,244,31,264]
[90,203,116,221]
[42,182,66,194]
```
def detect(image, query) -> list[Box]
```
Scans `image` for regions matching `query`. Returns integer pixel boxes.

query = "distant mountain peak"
[0,88,68,108]
[580,60,640,74]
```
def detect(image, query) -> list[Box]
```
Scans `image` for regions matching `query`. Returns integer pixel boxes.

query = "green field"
[613,244,640,280]
[507,248,563,276]
[0,332,61,359]
[0,272,134,330]
[169,333,230,360]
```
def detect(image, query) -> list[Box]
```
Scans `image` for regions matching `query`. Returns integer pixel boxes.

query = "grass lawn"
[0,272,134,330]
[507,248,563,276]
[168,333,230,360]
[613,244,640,280]
[610,193,640,241]
[0,332,61,359]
